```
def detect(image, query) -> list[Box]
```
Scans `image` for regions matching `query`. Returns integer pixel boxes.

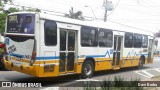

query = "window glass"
[68,31,75,51]
[99,29,113,47]
[60,30,66,51]
[81,26,98,47]
[142,35,148,48]
[134,34,142,48]
[44,20,57,46]
[7,14,35,34]
[125,32,133,48]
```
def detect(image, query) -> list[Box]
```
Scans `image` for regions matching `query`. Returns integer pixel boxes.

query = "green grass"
[83,76,143,90]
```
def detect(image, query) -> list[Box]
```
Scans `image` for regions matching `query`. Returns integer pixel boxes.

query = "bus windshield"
[7,14,35,34]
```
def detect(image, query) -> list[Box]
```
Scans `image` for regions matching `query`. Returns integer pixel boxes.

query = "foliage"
[155,30,160,37]
[65,7,84,20]
[0,1,19,32]
[0,12,7,33]
[8,7,19,13]
[99,76,143,90]
[81,76,143,90]
[0,1,2,6]
[26,8,41,12]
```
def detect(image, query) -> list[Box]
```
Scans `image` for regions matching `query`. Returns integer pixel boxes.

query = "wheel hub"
[84,64,92,76]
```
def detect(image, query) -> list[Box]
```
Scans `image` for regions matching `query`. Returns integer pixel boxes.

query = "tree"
[0,1,19,32]
[65,7,84,20]
[155,30,160,37]
[0,12,7,33]
[26,8,41,12]
[0,1,7,32]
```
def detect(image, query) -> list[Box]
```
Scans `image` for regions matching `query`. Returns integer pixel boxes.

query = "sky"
[4,0,160,33]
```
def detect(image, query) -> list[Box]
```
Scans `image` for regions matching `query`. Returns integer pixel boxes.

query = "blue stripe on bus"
[6,50,117,60]
[86,50,110,58]
[36,56,59,60]
[6,51,149,60]
[36,50,110,60]
[10,53,24,58]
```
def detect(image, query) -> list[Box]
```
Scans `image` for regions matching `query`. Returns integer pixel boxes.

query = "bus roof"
[8,12,154,37]
[39,13,154,36]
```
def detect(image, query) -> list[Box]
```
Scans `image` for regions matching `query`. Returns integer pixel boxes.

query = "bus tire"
[138,57,144,69]
[81,60,94,79]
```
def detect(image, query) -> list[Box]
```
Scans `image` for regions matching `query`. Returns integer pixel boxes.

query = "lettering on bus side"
[23,55,32,60]
[8,45,16,53]
[110,49,113,54]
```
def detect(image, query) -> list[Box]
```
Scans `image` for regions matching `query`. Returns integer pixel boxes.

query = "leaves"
[26,8,41,12]
[8,7,19,13]
[65,7,84,20]
[0,13,7,32]
[0,1,19,33]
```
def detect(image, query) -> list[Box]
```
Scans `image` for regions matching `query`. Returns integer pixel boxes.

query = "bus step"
[112,66,120,70]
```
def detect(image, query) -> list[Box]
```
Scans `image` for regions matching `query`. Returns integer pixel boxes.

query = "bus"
[4,12,155,78]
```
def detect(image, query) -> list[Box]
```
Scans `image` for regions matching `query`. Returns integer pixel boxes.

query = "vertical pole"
[104,0,108,22]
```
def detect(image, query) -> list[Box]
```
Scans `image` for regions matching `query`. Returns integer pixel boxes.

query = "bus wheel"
[138,57,144,68]
[81,60,94,79]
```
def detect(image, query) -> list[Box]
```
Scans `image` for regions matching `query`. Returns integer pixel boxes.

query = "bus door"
[113,35,123,68]
[148,38,154,63]
[59,29,77,73]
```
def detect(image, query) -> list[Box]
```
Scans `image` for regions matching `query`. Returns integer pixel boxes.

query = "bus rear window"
[7,14,35,34]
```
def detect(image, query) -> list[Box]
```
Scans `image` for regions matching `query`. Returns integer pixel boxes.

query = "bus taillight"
[30,51,36,65]
[31,51,36,60]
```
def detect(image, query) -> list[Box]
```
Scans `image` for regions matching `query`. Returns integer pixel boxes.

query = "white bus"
[4,12,155,78]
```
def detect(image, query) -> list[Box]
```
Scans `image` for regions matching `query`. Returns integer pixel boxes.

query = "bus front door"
[148,39,153,63]
[113,35,123,69]
[59,29,77,73]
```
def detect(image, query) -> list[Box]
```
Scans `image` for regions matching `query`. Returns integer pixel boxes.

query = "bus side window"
[134,34,142,48]
[142,35,148,48]
[81,26,98,47]
[124,32,133,48]
[99,29,113,47]
[44,20,57,46]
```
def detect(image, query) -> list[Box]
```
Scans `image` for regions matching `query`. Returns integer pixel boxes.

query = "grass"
[83,76,143,90]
